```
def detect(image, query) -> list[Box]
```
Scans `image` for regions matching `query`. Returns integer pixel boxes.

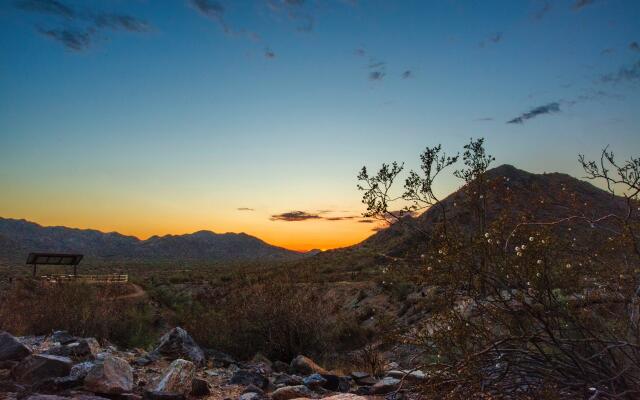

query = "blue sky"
[0,0,639,250]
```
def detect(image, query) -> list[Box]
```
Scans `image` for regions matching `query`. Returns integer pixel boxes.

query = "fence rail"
[40,274,129,284]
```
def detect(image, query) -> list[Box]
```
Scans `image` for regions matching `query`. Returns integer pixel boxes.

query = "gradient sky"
[1,0,639,251]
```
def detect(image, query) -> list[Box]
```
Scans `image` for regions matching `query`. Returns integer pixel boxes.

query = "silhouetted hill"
[317,164,629,262]
[0,219,302,264]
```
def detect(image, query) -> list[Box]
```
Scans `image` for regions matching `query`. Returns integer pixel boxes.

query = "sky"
[1,0,639,251]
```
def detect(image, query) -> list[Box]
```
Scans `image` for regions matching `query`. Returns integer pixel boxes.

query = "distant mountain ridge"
[0,218,303,264]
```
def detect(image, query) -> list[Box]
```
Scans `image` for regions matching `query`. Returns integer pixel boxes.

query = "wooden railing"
[41,274,129,283]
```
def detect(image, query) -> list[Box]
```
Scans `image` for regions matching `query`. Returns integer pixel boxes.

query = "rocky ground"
[0,328,426,400]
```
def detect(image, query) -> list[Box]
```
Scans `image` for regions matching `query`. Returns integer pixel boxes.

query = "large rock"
[84,355,133,394]
[0,331,31,361]
[274,374,303,386]
[302,373,326,390]
[154,359,195,395]
[12,354,73,384]
[45,338,101,360]
[289,356,328,376]
[151,328,204,366]
[230,369,269,389]
[144,391,184,400]
[271,385,317,400]
[371,377,400,394]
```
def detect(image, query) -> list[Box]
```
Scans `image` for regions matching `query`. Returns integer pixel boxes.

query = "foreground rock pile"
[0,328,425,399]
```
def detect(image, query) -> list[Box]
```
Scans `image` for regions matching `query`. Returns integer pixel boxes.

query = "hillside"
[0,219,303,264]
[316,164,630,264]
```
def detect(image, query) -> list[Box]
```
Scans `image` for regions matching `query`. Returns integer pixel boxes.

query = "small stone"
[143,391,185,400]
[243,384,264,395]
[190,377,210,397]
[239,393,261,400]
[230,370,268,389]
[371,377,400,394]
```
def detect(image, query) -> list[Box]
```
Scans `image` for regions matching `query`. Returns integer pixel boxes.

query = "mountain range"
[0,219,303,265]
[1,165,630,266]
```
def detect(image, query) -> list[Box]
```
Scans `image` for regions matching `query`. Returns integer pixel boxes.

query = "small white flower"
[529,236,534,242]
[484,232,490,238]
[517,252,523,257]
[515,246,520,252]
[537,259,543,265]
[566,263,571,269]
[521,244,526,250]
[487,239,493,244]
[536,272,541,278]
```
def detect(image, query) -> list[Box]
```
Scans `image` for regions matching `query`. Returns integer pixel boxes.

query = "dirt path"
[112,283,147,300]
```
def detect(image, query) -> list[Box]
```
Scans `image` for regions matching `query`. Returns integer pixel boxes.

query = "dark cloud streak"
[507,102,560,124]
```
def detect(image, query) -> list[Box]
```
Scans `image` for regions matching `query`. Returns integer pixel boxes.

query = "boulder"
[371,377,400,394]
[154,359,195,395]
[274,374,303,386]
[12,354,73,384]
[84,354,133,394]
[271,385,317,400]
[191,377,210,397]
[239,393,261,400]
[289,356,328,376]
[230,369,268,389]
[302,374,326,390]
[386,369,426,382]
[0,331,31,362]
[151,328,204,366]
[45,338,101,360]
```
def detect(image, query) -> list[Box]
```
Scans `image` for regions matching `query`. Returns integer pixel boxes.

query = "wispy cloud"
[600,48,614,56]
[369,71,385,81]
[189,0,228,32]
[507,102,560,124]
[14,0,74,19]
[91,13,151,33]
[474,117,494,122]
[630,42,640,53]
[479,32,503,48]
[270,211,321,222]
[15,0,151,51]
[532,1,551,20]
[264,47,276,59]
[267,0,314,33]
[573,0,596,11]
[37,27,93,51]
[600,60,640,84]
[237,207,254,211]
[401,70,413,79]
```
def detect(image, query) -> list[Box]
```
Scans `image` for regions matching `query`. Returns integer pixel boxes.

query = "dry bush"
[359,139,640,398]
[0,279,156,348]
[172,276,369,361]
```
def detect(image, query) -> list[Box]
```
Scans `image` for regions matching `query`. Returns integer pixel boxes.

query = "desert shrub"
[358,139,640,398]
[172,276,368,361]
[0,280,157,348]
